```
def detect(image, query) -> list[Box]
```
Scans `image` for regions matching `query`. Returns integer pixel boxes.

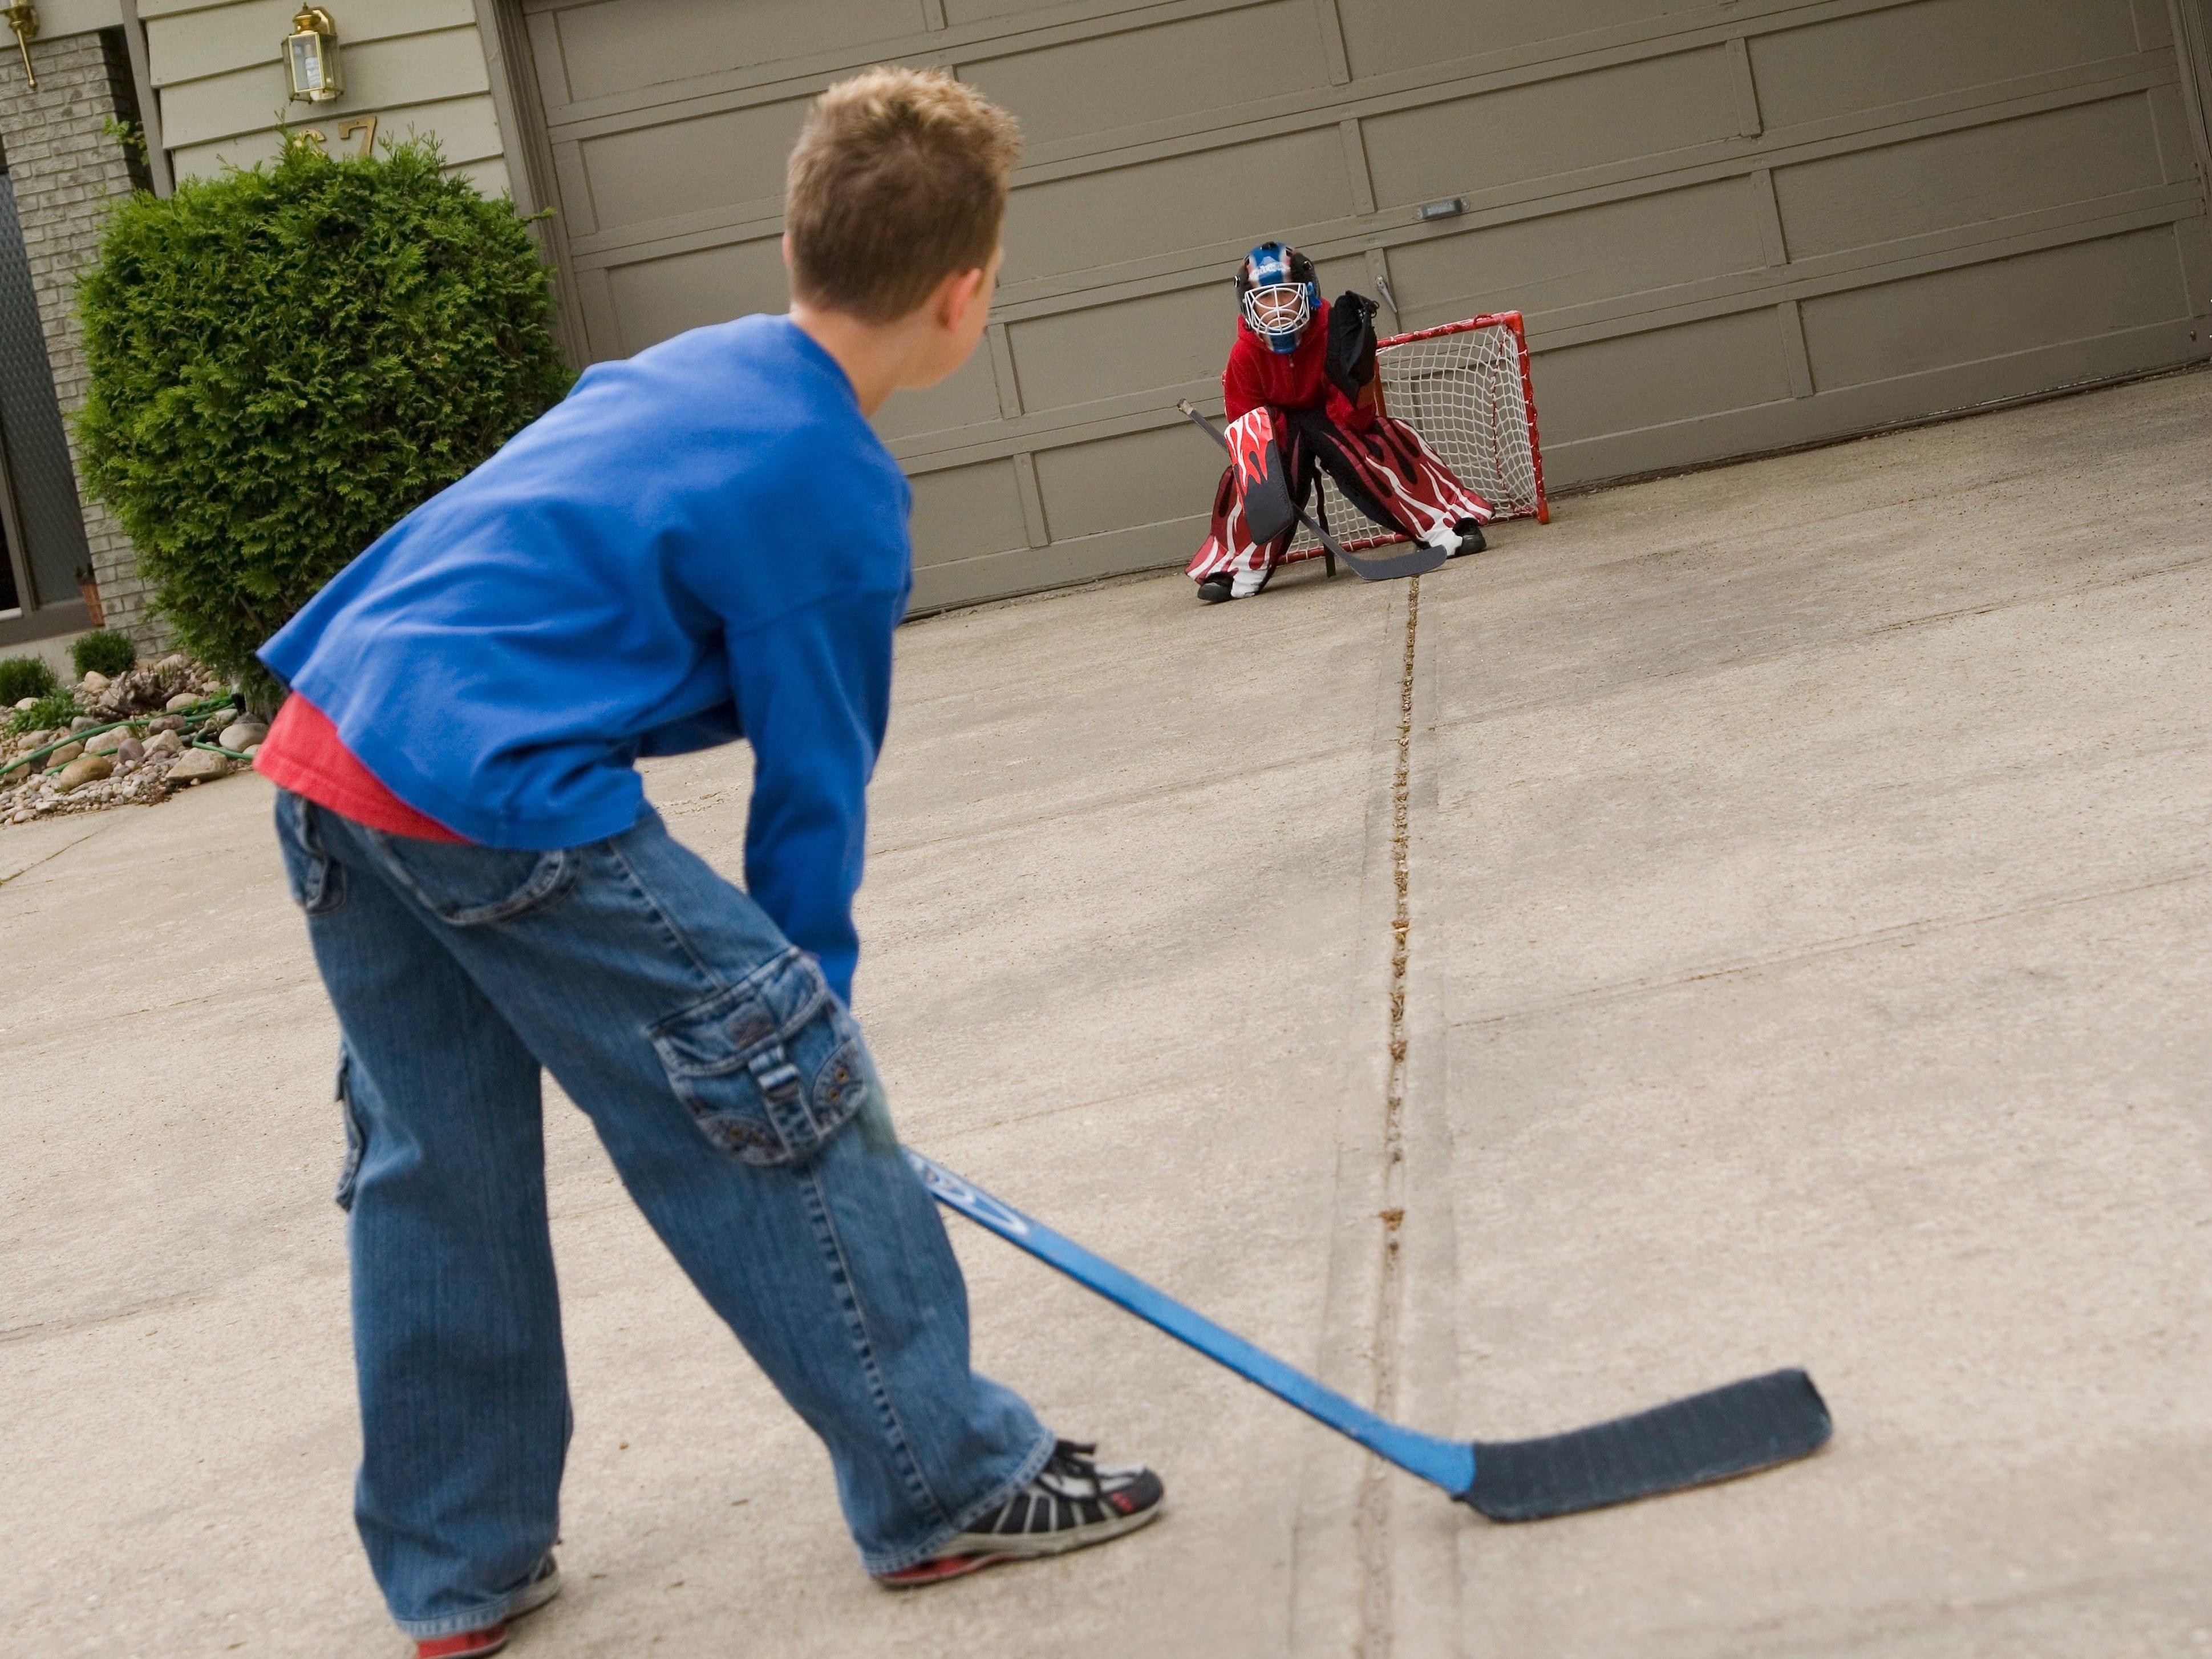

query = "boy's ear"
[938,265,987,330]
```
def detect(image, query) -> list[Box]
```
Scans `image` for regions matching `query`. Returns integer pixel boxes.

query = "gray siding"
[141,0,511,195]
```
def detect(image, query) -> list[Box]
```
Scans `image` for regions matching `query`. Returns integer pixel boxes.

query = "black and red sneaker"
[875,1441,1164,1587]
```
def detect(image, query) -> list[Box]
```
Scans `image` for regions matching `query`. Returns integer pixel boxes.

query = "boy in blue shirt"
[257,68,1161,1658]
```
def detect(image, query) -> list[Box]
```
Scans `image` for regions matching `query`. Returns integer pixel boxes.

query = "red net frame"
[1283,311,1549,565]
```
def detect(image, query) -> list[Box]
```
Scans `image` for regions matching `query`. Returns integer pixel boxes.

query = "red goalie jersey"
[1221,296,1379,432]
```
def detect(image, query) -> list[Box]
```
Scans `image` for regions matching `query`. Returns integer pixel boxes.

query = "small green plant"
[101,115,149,165]
[0,655,60,705]
[7,689,79,735]
[75,137,573,707]
[70,629,138,679]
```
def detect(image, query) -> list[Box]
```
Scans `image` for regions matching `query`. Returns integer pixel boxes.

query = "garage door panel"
[1747,0,2141,131]
[541,0,923,107]
[908,517,1198,613]
[1339,0,1711,80]
[1534,310,1794,445]
[874,351,1008,443]
[943,0,1135,23]
[1008,286,1226,414]
[602,239,787,358]
[577,97,812,236]
[1773,95,2166,262]
[1800,227,2191,390]
[1032,426,1222,540]
[1006,253,1367,415]
[909,460,1032,569]
[959,2,1329,151]
[1001,128,1352,284]
[1390,177,1771,325]
[1362,48,1737,209]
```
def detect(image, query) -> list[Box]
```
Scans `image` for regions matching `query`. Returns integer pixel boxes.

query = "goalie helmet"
[1237,241,1319,354]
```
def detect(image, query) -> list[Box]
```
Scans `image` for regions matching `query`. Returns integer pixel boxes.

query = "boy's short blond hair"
[785,67,1022,323]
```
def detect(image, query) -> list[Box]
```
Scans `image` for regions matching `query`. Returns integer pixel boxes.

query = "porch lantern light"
[282,7,342,104]
[6,3,37,92]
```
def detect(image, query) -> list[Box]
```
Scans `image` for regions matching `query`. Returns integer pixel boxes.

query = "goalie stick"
[1177,400,1449,583]
[907,1149,1831,1521]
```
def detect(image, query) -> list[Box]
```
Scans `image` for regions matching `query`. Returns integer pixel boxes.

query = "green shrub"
[0,655,59,705]
[70,629,138,679]
[75,138,573,705]
[7,689,78,735]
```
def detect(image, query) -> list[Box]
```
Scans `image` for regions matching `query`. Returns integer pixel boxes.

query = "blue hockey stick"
[907,1150,1831,1520]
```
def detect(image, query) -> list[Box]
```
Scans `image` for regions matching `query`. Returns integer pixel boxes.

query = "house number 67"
[290,115,376,157]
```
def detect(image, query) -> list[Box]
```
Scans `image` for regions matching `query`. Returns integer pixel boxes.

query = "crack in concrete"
[0,823,110,892]
[1356,576,1420,1657]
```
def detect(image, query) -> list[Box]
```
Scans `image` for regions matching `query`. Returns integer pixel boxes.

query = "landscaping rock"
[50,741,84,765]
[143,729,184,758]
[147,715,184,735]
[68,715,99,733]
[218,721,269,752]
[13,697,35,711]
[86,727,131,755]
[166,750,232,785]
[164,691,202,713]
[115,737,145,767]
[80,671,110,693]
[55,754,114,791]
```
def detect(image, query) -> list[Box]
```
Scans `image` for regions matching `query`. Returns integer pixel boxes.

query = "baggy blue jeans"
[272,790,1052,1639]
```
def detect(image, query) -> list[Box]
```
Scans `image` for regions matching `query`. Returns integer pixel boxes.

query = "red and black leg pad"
[1225,409,1298,546]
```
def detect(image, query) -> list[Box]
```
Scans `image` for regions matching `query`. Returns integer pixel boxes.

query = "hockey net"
[1285,311,1548,564]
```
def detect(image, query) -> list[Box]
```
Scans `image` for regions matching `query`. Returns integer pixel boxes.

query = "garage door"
[508,0,2212,612]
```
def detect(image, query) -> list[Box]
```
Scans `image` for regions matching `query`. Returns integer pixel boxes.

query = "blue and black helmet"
[1237,241,1320,354]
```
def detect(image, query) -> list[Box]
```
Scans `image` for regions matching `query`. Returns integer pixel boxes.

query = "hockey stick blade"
[1462,1368,1831,1521]
[907,1150,1831,1519]
[1176,400,1448,583]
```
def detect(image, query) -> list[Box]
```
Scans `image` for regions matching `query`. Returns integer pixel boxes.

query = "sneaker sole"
[873,1500,1164,1588]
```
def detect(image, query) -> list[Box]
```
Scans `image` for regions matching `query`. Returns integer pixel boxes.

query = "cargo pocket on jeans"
[647,949,872,1167]
[334,1048,366,1211]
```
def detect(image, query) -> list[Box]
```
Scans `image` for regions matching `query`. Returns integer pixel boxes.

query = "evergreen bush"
[70,629,138,679]
[0,655,60,705]
[75,139,573,706]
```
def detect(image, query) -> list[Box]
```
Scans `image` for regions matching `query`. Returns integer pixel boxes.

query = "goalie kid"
[1189,242,1494,602]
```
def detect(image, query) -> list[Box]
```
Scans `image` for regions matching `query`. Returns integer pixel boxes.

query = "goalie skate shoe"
[1430,519,1485,559]
[874,1440,1164,1587]
[1196,573,1235,603]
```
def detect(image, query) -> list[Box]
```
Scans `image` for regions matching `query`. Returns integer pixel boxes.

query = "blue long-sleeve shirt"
[260,315,911,1003]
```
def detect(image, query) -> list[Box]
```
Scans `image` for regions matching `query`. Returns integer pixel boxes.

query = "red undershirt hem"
[254,695,469,843]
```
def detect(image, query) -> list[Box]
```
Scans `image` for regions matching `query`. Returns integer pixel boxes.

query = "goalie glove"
[1326,290,1383,412]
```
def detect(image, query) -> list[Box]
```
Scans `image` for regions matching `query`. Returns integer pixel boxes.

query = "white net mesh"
[1286,317,1543,560]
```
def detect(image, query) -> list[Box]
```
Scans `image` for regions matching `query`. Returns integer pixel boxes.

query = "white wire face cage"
[1241,282,1312,339]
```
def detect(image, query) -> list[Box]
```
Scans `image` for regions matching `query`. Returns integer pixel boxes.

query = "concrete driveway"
[3,369,2207,1658]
